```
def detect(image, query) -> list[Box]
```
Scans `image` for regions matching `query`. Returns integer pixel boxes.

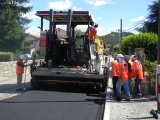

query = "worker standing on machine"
[85,23,98,72]
[85,22,98,44]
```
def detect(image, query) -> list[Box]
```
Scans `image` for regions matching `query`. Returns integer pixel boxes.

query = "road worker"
[85,23,98,44]
[96,40,104,62]
[106,54,119,97]
[130,55,144,98]
[126,56,134,96]
[16,57,30,91]
[85,23,98,70]
[110,54,119,97]
[116,55,131,101]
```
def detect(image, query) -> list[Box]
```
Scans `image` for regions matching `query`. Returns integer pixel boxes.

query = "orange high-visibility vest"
[137,63,144,80]
[128,61,134,78]
[16,61,24,74]
[132,60,139,78]
[112,60,119,76]
[85,27,96,39]
[132,60,143,80]
[119,62,129,81]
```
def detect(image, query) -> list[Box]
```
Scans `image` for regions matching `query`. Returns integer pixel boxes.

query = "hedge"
[121,33,158,61]
[144,60,157,95]
[0,52,14,62]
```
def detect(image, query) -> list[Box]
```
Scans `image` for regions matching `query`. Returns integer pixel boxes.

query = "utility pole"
[120,19,123,43]
[117,29,120,44]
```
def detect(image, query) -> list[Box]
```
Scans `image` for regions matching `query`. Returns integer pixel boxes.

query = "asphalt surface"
[0,84,106,120]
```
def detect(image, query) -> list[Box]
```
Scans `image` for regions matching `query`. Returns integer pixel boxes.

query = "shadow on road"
[0,82,31,94]
[0,84,106,110]
[33,83,104,94]
[127,116,155,119]
[0,98,105,105]
[0,82,106,105]
[0,81,106,98]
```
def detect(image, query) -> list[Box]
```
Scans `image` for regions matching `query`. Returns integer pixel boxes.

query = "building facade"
[24,33,40,56]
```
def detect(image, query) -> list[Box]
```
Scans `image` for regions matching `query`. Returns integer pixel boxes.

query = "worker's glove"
[24,58,28,63]
[102,65,107,69]
[130,77,135,81]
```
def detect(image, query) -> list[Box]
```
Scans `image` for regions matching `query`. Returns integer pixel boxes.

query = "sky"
[24,0,156,36]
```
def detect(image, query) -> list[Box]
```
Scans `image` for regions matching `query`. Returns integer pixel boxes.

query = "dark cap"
[95,24,98,28]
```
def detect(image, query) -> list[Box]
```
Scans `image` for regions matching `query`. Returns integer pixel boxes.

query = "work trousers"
[135,77,142,96]
[112,76,118,95]
[17,74,23,88]
[116,79,131,98]
[128,78,134,96]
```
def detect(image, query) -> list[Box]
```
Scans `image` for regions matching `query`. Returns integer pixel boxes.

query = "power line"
[124,17,147,32]
[123,14,150,32]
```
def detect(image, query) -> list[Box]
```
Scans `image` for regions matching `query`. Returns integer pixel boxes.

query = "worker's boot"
[116,94,122,101]
[16,88,23,91]
[125,97,131,101]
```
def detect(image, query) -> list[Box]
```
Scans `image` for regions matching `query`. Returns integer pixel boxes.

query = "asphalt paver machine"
[30,9,108,92]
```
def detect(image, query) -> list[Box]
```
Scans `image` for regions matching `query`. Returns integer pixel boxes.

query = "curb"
[103,77,112,120]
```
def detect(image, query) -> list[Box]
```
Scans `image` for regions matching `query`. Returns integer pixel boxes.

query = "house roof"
[29,34,40,38]
[25,33,40,42]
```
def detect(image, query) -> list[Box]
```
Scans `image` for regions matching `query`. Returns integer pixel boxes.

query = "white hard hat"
[19,54,31,60]
[130,55,136,60]
[117,54,124,58]
[19,55,24,60]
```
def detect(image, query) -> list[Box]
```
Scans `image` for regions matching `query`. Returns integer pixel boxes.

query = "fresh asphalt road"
[0,83,106,120]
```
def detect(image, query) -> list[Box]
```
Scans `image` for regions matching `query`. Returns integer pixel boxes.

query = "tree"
[138,1,158,34]
[0,0,32,53]
[75,29,84,36]
[120,33,158,61]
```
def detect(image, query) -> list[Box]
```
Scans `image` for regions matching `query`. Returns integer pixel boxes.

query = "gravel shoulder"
[104,77,157,120]
[0,61,31,100]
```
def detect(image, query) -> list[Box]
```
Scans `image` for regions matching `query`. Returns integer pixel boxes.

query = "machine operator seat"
[56,28,68,41]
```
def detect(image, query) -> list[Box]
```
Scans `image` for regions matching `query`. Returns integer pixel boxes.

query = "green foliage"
[144,60,157,79]
[0,25,25,52]
[0,51,14,61]
[101,32,133,54]
[144,60,157,95]
[75,29,85,36]
[114,45,121,53]
[121,33,158,61]
[149,80,155,95]
[0,0,32,53]
[138,1,158,34]
[102,32,133,46]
